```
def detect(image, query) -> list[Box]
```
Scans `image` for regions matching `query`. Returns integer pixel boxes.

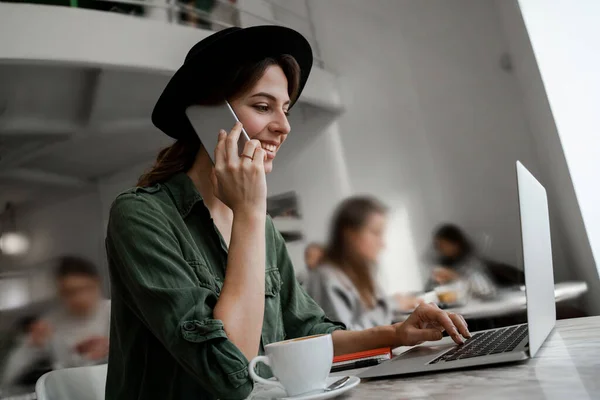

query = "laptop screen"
[516,161,556,357]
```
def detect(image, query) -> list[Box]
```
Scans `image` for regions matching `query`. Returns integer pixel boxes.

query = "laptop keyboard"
[430,324,528,364]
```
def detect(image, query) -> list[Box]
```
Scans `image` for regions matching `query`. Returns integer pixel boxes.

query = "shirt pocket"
[261,268,285,346]
[187,259,222,295]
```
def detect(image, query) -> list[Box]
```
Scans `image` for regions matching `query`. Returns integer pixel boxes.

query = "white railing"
[4,0,324,67]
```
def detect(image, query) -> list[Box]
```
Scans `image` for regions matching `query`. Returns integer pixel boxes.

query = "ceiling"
[0,63,177,209]
[0,62,337,210]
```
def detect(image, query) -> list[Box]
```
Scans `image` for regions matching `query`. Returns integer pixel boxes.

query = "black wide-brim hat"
[152,26,313,140]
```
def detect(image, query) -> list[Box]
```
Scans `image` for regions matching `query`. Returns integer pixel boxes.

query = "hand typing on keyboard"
[430,325,529,364]
[394,303,471,346]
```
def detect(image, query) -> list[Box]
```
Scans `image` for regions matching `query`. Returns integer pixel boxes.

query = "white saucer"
[249,375,360,400]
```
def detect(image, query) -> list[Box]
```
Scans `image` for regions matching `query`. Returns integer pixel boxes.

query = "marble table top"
[337,316,600,400]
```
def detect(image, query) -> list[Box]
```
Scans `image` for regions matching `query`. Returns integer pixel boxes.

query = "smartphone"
[185,101,251,164]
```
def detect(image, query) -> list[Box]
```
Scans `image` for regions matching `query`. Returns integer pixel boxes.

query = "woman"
[427,224,501,298]
[307,197,421,330]
[105,26,470,400]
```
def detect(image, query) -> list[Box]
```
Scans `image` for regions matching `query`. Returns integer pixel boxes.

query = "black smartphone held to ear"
[186,101,251,164]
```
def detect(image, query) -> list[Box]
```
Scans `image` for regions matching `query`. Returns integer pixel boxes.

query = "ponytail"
[137,138,200,187]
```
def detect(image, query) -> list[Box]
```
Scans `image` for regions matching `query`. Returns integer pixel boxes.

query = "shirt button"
[215,286,221,294]
[183,322,196,331]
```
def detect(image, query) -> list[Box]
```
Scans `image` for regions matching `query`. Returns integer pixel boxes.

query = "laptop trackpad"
[357,342,459,378]
[394,343,455,362]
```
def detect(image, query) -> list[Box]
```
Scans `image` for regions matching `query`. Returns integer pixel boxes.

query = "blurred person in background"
[1,256,110,386]
[305,242,325,271]
[426,224,524,298]
[1,316,52,387]
[298,242,325,287]
[105,27,469,400]
[49,255,111,369]
[307,196,422,330]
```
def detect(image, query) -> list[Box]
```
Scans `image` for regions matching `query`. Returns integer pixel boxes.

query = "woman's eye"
[253,104,289,117]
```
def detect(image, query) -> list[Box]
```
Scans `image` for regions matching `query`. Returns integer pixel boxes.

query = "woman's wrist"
[359,325,401,349]
[379,324,402,348]
[233,207,266,224]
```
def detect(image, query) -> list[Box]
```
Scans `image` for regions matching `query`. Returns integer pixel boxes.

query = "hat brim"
[152,26,313,140]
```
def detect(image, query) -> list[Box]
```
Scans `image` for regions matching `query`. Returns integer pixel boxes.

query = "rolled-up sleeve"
[107,194,252,400]
[269,220,346,338]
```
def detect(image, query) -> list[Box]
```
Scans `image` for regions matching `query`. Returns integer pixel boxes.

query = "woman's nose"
[270,111,291,135]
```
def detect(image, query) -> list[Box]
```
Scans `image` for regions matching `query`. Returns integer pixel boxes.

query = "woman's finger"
[241,139,260,163]
[406,329,443,346]
[214,129,227,167]
[425,321,444,331]
[450,313,471,338]
[446,312,469,337]
[418,328,444,342]
[252,147,267,169]
[225,121,243,162]
[210,168,219,194]
[421,305,463,344]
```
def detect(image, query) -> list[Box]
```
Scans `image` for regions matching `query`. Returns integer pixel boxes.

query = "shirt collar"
[163,172,204,218]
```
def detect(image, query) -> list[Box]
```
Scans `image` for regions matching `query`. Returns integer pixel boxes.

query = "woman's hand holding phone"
[211,122,267,216]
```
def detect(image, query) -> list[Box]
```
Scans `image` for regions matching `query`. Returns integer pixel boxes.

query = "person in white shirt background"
[426,224,500,299]
[1,256,110,386]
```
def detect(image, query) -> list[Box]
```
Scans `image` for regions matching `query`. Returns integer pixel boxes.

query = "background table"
[395,281,588,321]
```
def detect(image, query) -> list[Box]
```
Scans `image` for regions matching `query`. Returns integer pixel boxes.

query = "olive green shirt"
[105,173,344,400]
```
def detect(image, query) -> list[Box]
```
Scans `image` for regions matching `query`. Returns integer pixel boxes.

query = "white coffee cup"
[248,334,333,397]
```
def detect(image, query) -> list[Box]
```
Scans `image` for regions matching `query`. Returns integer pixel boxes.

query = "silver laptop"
[358,161,556,379]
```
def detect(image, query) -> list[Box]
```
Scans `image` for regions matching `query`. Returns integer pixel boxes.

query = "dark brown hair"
[137,55,301,187]
[325,196,387,308]
[56,255,99,280]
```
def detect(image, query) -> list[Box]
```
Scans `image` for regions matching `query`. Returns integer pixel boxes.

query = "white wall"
[495,0,600,314]
[307,0,445,293]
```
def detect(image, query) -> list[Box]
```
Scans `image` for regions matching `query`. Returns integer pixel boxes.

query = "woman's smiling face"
[229,64,292,174]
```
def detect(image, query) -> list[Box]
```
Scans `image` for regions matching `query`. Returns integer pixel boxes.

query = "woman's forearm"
[332,303,471,355]
[213,211,266,360]
[331,325,398,356]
